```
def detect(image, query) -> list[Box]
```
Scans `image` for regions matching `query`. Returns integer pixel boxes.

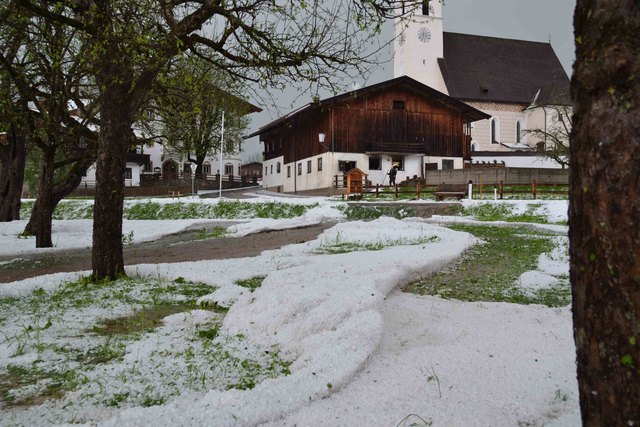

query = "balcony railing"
[366,141,425,154]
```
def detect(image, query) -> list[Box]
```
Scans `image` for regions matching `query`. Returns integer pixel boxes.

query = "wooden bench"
[169,191,182,198]
[433,184,468,201]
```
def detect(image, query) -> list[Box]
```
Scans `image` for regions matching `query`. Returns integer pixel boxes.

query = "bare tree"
[570,0,640,424]
[525,104,571,168]
[16,0,416,280]
[0,5,28,221]
[1,2,100,246]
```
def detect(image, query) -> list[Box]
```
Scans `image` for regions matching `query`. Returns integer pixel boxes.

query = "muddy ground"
[0,222,334,284]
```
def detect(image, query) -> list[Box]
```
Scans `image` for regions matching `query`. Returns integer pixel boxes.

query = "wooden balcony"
[365,141,426,154]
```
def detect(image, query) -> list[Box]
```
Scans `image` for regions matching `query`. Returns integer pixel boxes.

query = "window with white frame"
[225,163,234,175]
[307,160,312,173]
[391,157,404,171]
[276,162,281,173]
[287,165,291,177]
[317,157,323,172]
[369,156,382,170]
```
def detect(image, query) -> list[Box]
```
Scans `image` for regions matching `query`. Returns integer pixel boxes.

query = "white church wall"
[467,102,531,151]
[524,107,547,146]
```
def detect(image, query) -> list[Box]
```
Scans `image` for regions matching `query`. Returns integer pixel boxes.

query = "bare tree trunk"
[91,82,131,280]
[570,1,640,425]
[24,157,93,242]
[28,146,56,247]
[0,126,26,221]
[196,153,206,175]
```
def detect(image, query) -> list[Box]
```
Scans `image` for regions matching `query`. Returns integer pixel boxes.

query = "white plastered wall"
[393,3,448,94]
[467,102,530,151]
[262,156,284,190]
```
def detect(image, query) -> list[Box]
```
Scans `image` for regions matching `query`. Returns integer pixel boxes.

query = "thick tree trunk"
[24,158,93,242]
[29,146,55,247]
[91,83,131,280]
[570,1,640,425]
[0,127,26,221]
[196,153,206,175]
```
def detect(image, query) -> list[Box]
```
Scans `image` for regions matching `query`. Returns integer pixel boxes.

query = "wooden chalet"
[249,76,489,194]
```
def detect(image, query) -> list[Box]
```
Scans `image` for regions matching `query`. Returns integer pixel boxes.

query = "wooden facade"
[254,77,488,165]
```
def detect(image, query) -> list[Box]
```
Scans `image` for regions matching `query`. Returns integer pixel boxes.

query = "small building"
[240,162,263,180]
[249,76,488,194]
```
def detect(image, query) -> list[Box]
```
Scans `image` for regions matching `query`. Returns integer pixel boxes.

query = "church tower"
[393,1,448,94]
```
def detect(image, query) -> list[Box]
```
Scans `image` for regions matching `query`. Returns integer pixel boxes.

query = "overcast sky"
[241,0,576,161]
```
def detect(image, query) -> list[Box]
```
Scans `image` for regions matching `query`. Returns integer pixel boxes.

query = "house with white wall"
[80,143,243,187]
[250,76,488,195]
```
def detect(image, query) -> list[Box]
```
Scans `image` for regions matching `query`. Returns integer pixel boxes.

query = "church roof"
[438,32,571,105]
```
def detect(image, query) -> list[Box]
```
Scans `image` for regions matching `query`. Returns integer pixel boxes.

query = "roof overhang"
[247,76,490,139]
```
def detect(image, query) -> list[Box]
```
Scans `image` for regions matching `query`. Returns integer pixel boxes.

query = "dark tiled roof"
[438,32,571,105]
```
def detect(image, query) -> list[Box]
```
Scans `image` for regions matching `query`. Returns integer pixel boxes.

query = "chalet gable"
[249,76,488,139]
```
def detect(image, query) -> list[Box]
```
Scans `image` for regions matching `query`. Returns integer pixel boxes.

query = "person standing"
[388,165,398,186]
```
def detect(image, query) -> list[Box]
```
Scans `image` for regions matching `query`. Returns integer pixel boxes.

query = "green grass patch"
[406,224,569,307]
[194,226,228,240]
[338,204,418,220]
[0,364,88,407]
[234,276,266,293]
[315,233,439,255]
[123,200,314,220]
[19,200,315,221]
[0,275,293,416]
[92,303,198,336]
[462,203,551,224]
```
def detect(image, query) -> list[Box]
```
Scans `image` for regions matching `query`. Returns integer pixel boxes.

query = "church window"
[516,119,524,144]
[471,143,477,152]
[276,162,281,174]
[490,117,499,144]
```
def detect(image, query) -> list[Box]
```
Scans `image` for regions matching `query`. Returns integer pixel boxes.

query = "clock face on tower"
[417,27,432,43]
